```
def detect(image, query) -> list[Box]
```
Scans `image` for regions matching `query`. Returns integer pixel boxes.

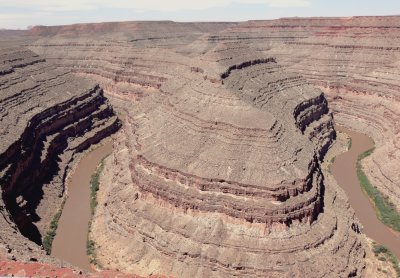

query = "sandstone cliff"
[223,17,400,212]
[29,16,400,214]
[1,16,398,277]
[23,21,368,276]
[89,45,366,277]
[0,47,120,263]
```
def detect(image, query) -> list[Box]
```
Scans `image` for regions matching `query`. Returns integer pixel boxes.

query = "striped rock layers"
[0,47,120,263]
[80,43,363,276]
[212,16,400,212]
[7,18,391,276]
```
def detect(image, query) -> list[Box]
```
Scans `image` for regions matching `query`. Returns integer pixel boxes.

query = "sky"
[0,0,399,29]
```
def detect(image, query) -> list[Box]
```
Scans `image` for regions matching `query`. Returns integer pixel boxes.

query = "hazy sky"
[1,0,399,29]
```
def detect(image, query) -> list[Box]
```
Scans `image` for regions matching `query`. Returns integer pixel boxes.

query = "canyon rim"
[0,15,400,277]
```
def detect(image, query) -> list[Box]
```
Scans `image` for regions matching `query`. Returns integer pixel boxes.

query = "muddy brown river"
[331,126,400,258]
[50,126,400,270]
[52,141,112,271]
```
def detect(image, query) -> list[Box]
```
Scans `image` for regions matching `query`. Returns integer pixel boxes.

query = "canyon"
[0,16,399,277]
[0,47,120,265]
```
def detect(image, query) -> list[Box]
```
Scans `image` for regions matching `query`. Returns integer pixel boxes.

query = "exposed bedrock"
[0,47,120,262]
[17,20,375,276]
[222,16,400,211]
[322,84,400,211]
[82,46,364,276]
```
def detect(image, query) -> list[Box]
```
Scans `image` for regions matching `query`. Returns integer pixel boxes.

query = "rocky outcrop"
[0,47,120,263]
[0,259,149,277]
[221,17,400,211]
[19,19,371,277]
[75,42,361,276]
[3,17,399,276]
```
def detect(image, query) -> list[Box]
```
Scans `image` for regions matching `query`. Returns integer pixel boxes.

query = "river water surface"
[51,127,400,269]
[52,142,112,271]
[331,126,400,258]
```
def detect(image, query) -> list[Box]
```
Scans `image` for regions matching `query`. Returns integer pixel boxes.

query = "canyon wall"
[28,16,400,212]
[90,45,366,277]
[0,47,120,263]
[220,17,400,212]
[24,21,368,276]
[1,16,399,276]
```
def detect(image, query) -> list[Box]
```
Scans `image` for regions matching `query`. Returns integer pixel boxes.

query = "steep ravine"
[0,47,120,264]
[1,17,398,276]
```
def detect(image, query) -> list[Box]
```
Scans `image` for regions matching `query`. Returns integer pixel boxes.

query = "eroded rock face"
[219,17,400,212]
[0,47,120,263]
[94,45,368,277]
[98,49,369,277]
[30,16,400,219]
[23,22,369,276]
[0,259,147,277]
[3,17,398,276]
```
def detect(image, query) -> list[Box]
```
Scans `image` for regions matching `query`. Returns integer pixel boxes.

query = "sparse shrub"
[87,155,108,267]
[348,138,352,150]
[373,243,400,277]
[356,147,400,232]
[42,200,65,254]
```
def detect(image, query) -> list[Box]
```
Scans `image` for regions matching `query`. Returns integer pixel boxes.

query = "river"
[51,126,400,269]
[331,126,400,258]
[51,141,113,271]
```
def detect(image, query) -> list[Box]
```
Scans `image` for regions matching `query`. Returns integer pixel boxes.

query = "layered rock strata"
[213,17,400,211]
[0,47,120,262]
[19,19,378,276]
[85,45,364,276]
[31,16,400,214]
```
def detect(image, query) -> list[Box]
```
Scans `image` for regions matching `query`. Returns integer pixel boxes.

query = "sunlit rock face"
[0,47,120,263]
[25,20,367,277]
[3,16,399,276]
